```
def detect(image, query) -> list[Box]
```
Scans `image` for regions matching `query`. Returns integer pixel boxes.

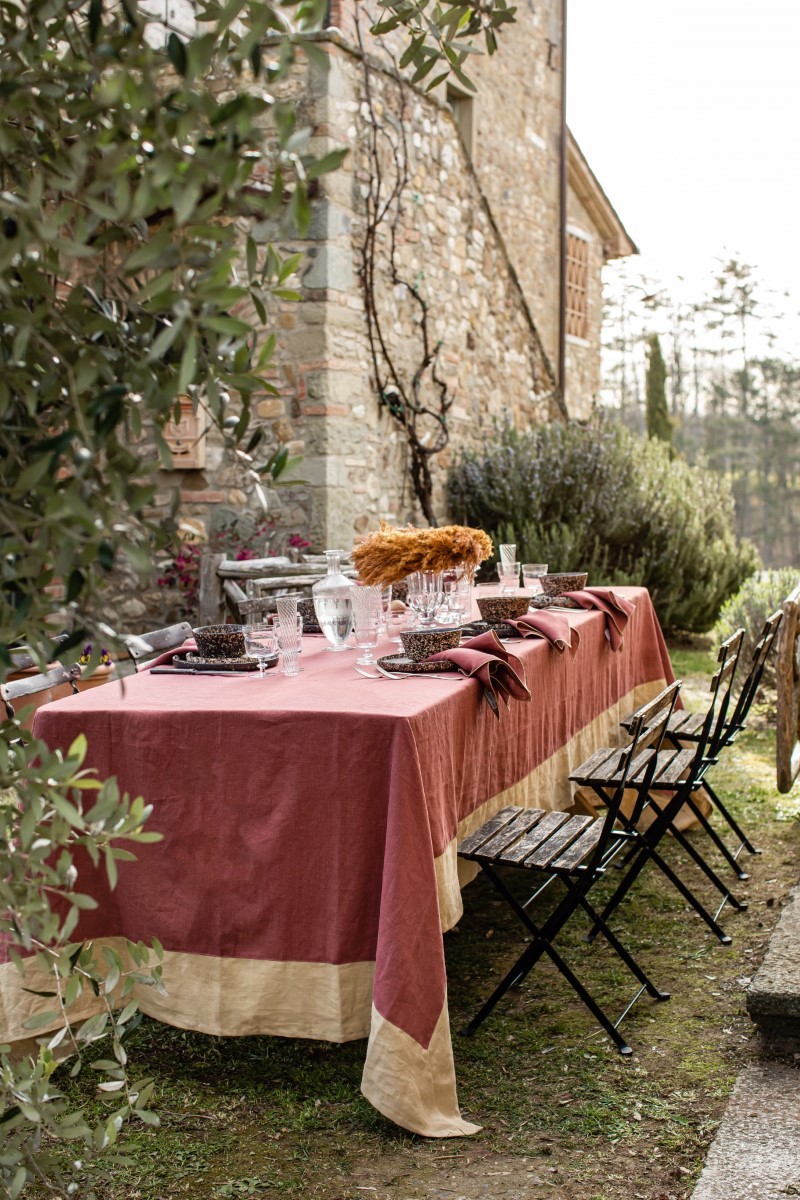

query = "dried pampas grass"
[353,522,493,586]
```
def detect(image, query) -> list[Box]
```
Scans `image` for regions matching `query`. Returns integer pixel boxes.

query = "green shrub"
[447,419,761,632]
[714,568,799,685]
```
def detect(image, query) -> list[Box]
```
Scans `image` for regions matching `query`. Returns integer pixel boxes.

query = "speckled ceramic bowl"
[476,594,532,623]
[400,626,462,663]
[296,598,320,632]
[392,580,409,604]
[193,624,247,660]
[540,572,588,596]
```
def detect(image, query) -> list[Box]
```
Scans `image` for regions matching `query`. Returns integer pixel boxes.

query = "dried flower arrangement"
[353,522,493,586]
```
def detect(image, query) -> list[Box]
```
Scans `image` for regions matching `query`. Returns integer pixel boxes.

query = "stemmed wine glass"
[244,622,277,679]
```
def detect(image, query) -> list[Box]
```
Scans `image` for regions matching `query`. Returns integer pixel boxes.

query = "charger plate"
[377,653,458,675]
[460,619,519,639]
[527,595,582,610]
[176,653,268,672]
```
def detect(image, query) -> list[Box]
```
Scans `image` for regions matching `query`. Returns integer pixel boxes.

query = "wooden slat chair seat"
[123,622,194,671]
[2,665,80,721]
[457,683,681,1056]
[594,631,748,948]
[576,745,695,791]
[665,710,706,738]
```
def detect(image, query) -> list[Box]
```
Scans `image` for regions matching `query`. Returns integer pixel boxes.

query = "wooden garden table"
[1,587,674,1136]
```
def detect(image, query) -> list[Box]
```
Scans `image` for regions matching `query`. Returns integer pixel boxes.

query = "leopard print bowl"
[193,624,247,660]
[400,626,462,663]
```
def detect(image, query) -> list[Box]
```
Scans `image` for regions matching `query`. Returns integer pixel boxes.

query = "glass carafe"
[312,550,355,651]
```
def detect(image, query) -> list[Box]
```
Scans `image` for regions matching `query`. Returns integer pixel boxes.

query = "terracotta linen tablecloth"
[1,587,673,1136]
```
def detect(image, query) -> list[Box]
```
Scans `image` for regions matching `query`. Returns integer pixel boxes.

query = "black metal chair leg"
[538,941,634,1056]
[573,889,670,1002]
[667,823,748,911]
[702,780,761,855]
[461,934,550,1036]
[681,793,750,880]
[588,818,733,945]
[587,845,650,943]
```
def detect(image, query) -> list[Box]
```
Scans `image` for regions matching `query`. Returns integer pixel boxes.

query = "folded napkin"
[504,611,580,655]
[147,640,197,669]
[558,587,635,652]
[428,631,531,718]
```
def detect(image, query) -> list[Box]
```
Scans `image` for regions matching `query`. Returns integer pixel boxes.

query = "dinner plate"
[460,619,520,640]
[376,653,458,675]
[175,653,268,672]
[528,595,582,610]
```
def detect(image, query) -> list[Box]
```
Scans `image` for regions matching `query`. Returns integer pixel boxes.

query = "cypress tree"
[646,333,672,445]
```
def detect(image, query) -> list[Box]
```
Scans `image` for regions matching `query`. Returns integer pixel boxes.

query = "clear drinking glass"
[276,596,302,677]
[273,612,304,660]
[497,562,520,594]
[378,584,393,634]
[352,585,382,666]
[439,568,470,624]
[451,568,472,621]
[406,571,444,626]
[244,622,277,679]
[522,563,548,595]
[388,604,410,644]
[312,550,355,652]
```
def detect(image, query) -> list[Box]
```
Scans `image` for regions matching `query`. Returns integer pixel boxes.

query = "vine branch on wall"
[355,12,453,527]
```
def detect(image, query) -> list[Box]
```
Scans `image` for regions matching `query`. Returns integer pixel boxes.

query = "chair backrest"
[586,680,682,873]
[725,610,783,740]
[8,633,70,674]
[235,595,275,623]
[697,628,745,766]
[123,622,194,669]
[2,664,80,720]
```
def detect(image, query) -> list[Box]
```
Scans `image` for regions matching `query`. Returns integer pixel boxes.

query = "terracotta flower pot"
[75,663,115,691]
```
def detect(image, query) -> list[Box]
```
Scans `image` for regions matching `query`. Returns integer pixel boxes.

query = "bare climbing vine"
[355,12,453,527]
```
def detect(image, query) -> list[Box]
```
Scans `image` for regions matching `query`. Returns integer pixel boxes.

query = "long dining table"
[1,586,675,1137]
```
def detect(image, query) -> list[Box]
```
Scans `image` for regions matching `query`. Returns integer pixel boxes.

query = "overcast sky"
[567,0,800,335]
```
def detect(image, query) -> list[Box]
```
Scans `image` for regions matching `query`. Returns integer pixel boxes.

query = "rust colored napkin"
[505,611,580,655]
[559,587,636,651]
[147,640,197,668]
[428,631,531,718]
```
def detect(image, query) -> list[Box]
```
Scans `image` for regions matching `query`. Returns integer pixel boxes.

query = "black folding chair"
[2,664,80,721]
[664,611,783,868]
[122,622,193,671]
[601,631,747,944]
[457,682,680,1056]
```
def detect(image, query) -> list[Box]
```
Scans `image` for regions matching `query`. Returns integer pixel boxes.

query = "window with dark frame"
[565,232,589,340]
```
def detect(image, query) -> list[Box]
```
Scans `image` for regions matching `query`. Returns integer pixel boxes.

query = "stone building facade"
[134,1,635,624]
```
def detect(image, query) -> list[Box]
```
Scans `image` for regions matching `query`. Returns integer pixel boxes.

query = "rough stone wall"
[104,39,560,627]
[329,0,565,375]
[311,41,559,544]
[103,13,633,628]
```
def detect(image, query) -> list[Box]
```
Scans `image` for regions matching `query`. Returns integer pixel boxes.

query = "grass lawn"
[52,645,800,1199]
